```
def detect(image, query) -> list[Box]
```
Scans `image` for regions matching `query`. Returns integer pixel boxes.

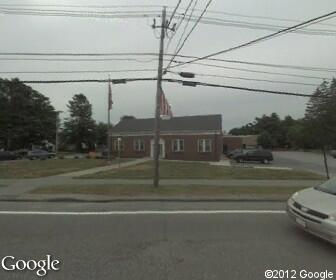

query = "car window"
[317,177,336,195]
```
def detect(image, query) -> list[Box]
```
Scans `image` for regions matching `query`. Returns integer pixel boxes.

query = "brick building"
[222,135,258,153]
[110,114,223,162]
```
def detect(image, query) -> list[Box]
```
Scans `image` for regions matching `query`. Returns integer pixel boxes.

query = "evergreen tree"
[304,79,336,178]
[63,94,96,152]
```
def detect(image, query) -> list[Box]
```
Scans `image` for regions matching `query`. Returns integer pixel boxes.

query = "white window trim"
[172,139,184,152]
[113,139,124,152]
[198,139,212,153]
[133,139,145,152]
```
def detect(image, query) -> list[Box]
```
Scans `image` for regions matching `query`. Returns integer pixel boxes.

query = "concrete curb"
[0,194,289,203]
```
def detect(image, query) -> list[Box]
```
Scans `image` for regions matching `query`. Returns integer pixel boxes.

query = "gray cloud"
[1,0,335,130]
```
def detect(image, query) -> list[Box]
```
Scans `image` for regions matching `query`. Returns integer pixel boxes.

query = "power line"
[168,54,336,73]
[2,3,336,28]
[0,4,165,9]
[1,5,336,35]
[166,0,198,55]
[2,6,335,36]
[0,57,162,62]
[169,10,336,69]
[189,8,336,28]
[171,13,336,36]
[167,71,319,86]
[19,77,326,99]
[165,0,194,54]
[0,69,157,74]
[21,77,157,84]
[167,0,182,27]
[0,51,335,74]
[163,78,326,98]
[0,7,161,15]
[173,60,331,80]
[0,8,160,19]
[0,52,158,56]
[165,0,212,71]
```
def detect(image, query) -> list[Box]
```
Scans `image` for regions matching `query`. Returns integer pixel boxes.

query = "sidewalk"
[56,157,150,177]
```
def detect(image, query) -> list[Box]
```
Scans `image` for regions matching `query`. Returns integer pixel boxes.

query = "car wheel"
[263,159,269,164]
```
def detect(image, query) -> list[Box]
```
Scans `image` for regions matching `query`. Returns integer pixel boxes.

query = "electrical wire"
[0,69,157,74]
[0,52,334,77]
[167,0,182,28]
[163,78,327,98]
[18,77,328,99]
[169,10,336,69]
[171,14,336,36]
[165,0,212,71]
[167,71,319,86]
[21,77,157,84]
[165,0,194,54]
[1,6,335,36]
[2,3,336,28]
[172,60,331,80]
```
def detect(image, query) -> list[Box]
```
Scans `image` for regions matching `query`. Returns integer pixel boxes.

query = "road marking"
[0,210,286,216]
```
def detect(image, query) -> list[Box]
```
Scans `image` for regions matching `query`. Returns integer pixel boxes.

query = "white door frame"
[150,138,165,158]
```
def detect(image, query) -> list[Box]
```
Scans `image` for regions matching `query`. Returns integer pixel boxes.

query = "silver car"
[287,177,336,245]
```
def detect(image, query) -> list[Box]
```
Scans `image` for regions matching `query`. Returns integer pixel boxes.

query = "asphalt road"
[0,201,334,280]
[273,151,336,177]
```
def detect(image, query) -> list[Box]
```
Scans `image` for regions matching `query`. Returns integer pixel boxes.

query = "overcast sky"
[1,0,335,131]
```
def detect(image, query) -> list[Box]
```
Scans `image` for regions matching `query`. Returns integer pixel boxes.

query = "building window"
[113,139,124,151]
[172,139,184,152]
[198,139,212,152]
[134,139,145,152]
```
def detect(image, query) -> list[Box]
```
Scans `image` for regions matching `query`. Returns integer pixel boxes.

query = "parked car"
[26,150,55,160]
[0,151,20,161]
[232,149,273,164]
[287,177,336,245]
[331,150,336,159]
[14,149,28,158]
[227,149,244,158]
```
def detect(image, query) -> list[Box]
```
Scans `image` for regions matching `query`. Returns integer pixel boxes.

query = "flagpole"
[107,76,112,163]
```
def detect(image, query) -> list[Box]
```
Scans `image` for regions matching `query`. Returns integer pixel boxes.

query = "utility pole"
[107,76,112,163]
[153,7,167,188]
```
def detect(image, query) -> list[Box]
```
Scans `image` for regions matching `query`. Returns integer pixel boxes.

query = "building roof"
[112,114,222,135]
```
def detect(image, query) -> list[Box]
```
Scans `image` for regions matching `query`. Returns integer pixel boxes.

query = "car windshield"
[316,177,336,195]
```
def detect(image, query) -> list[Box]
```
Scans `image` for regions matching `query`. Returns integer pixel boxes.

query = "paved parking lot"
[273,151,336,177]
[232,151,336,177]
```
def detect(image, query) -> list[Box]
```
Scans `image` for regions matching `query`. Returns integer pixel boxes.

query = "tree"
[95,122,109,147]
[230,113,288,148]
[63,94,96,152]
[0,78,56,150]
[304,79,336,178]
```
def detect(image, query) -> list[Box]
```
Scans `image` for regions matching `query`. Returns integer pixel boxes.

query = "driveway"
[273,151,336,177]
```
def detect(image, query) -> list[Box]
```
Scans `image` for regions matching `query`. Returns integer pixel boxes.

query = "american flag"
[108,79,113,110]
[160,89,173,118]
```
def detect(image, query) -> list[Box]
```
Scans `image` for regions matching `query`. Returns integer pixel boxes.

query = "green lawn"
[81,160,323,180]
[31,184,305,198]
[0,159,109,178]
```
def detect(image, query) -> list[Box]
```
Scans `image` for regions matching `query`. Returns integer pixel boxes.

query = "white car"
[287,177,336,244]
